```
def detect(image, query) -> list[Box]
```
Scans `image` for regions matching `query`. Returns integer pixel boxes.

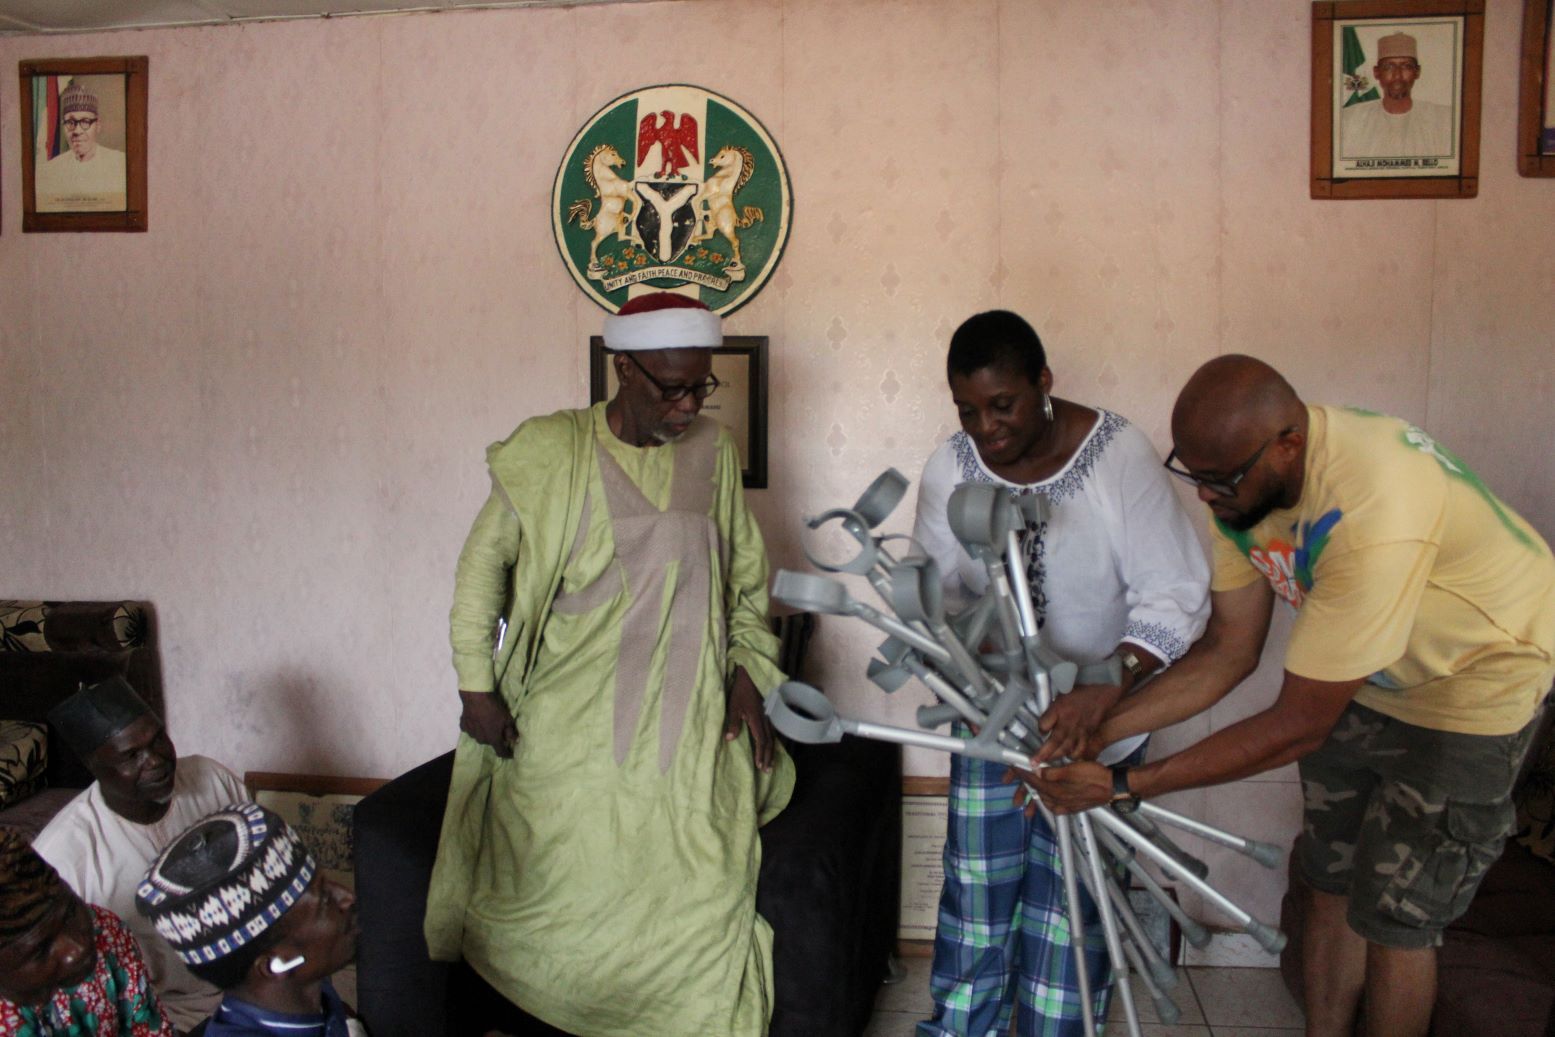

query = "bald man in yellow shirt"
[1032,356,1554,1037]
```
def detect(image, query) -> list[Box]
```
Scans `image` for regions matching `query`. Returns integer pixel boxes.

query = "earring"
[1042,393,1055,423]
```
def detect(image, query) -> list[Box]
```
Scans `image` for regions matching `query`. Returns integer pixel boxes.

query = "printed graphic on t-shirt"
[1220,508,1344,608]
[1398,422,1538,551]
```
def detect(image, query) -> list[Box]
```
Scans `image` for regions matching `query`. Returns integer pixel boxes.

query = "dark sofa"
[0,599,164,837]
[1279,701,1555,1036]
[353,735,900,1037]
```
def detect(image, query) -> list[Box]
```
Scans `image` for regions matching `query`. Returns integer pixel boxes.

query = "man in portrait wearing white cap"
[35,78,128,212]
[1340,31,1456,159]
[34,676,248,1033]
[426,292,793,1037]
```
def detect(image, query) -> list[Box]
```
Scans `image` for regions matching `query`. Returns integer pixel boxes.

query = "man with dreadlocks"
[0,828,173,1035]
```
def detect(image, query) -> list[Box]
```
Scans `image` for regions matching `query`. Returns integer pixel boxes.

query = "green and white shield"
[552,84,792,316]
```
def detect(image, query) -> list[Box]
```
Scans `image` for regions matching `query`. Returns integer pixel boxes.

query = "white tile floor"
[864,956,1305,1037]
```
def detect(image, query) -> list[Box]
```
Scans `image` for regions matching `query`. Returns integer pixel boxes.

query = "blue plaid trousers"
[916,751,1122,1037]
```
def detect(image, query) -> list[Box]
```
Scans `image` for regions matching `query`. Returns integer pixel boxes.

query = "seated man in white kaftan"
[426,292,793,1037]
[33,676,248,1033]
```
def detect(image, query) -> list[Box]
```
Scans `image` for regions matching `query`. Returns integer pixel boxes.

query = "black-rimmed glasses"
[1163,427,1293,497]
[624,352,720,402]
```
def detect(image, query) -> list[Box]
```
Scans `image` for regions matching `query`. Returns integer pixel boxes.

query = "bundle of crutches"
[764,469,1287,1037]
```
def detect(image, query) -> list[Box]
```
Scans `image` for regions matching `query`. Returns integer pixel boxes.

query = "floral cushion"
[1514,729,1554,867]
[0,600,146,653]
[0,720,48,809]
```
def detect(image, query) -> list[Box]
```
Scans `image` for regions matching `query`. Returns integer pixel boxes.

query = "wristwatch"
[1112,647,1146,685]
[1110,765,1142,814]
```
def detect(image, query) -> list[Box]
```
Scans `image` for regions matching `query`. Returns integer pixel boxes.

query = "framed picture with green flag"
[1518,0,1555,176]
[18,56,148,231]
[1311,1,1484,199]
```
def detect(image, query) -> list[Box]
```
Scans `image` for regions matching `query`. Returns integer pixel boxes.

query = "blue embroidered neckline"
[951,409,1127,503]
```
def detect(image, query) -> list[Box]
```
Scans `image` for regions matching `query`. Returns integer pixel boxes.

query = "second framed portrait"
[589,335,769,490]
[1520,0,1555,175]
[1311,1,1484,199]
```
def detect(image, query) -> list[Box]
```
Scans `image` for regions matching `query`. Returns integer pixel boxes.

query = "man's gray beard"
[652,426,688,444]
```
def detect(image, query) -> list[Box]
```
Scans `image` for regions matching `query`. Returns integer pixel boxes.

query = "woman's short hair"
[946,310,1047,386]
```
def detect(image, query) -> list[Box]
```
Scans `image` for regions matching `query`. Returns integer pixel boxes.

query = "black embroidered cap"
[47,676,155,760]
[137,802,316,966]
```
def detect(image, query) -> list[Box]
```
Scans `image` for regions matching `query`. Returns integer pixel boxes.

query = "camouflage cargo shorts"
[1295,700,1541,949]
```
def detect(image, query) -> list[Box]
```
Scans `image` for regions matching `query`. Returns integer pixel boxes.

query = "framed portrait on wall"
[1519,0,1555,175]
[1311,1,1484,199]
[19,56,148,232]
[589,335,769,490]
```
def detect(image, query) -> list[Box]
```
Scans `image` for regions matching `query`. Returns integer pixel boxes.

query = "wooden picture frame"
[245,771,388,891]
[19,56,148,232]
[1311,1,1483,199]
[1519,0,1555,175]
[588,334,770,490]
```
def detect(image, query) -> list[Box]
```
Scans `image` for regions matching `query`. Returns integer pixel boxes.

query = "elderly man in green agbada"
[426,291,793,1037]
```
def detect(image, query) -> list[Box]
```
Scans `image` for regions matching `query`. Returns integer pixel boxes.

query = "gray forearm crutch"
[769,470,1289,1037]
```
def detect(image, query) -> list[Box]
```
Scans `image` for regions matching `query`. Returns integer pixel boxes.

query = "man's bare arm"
[1094,579,1275,748]
[1034,669,1365,813]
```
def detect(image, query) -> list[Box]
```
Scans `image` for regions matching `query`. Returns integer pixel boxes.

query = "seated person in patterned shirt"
[137,802,363,1037]
[0,827,174,1036]
[33,676,246,1033]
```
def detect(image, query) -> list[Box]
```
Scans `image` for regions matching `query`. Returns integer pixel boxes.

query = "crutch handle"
[916,702,961,729]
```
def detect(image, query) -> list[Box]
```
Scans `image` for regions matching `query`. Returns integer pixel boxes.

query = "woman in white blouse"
[911,310,1209,1037]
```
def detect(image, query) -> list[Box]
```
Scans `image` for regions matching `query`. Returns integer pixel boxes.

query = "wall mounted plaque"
[553,84,792,315]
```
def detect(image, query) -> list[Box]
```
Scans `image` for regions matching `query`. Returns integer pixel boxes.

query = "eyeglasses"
[1163,427,1294,497]
[62,117,98,131]
[624,352,720,402]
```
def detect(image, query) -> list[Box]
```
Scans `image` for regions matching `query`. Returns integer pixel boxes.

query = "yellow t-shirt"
[1211,406,1555,735]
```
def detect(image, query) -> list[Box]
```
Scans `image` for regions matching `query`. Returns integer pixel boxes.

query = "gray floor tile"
[1186,967,1304,1029]
[1209,1028,1305,1036]
[1106,967,1206,1026]
[863,1009,923,1037]
[875,954,935,1015]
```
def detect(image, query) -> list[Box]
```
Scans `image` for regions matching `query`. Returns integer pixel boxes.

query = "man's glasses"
[1163,427,1294,498]
[624,352,720,402]
[62,117,98,131]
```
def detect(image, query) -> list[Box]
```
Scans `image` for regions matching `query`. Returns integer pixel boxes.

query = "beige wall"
[3,0,1553,939]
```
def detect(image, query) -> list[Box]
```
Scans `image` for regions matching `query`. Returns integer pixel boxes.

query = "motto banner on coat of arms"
[552,85,792,316]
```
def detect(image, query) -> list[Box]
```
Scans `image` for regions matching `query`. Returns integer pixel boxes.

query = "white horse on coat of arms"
[692,146,764,281]
[566,144,640,278]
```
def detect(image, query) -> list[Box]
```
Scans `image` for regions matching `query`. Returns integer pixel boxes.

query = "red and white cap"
[602,292,722,351]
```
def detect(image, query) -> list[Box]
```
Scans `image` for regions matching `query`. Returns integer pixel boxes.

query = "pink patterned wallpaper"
[2,0,1551,936]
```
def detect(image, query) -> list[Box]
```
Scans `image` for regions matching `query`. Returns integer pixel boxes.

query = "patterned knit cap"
[59,80,98,117]
[0,828,68,943]
[136,802,316,966]
[48,676,155,761]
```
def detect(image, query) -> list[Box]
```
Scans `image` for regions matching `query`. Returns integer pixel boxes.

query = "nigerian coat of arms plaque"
[552,84,792,315]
